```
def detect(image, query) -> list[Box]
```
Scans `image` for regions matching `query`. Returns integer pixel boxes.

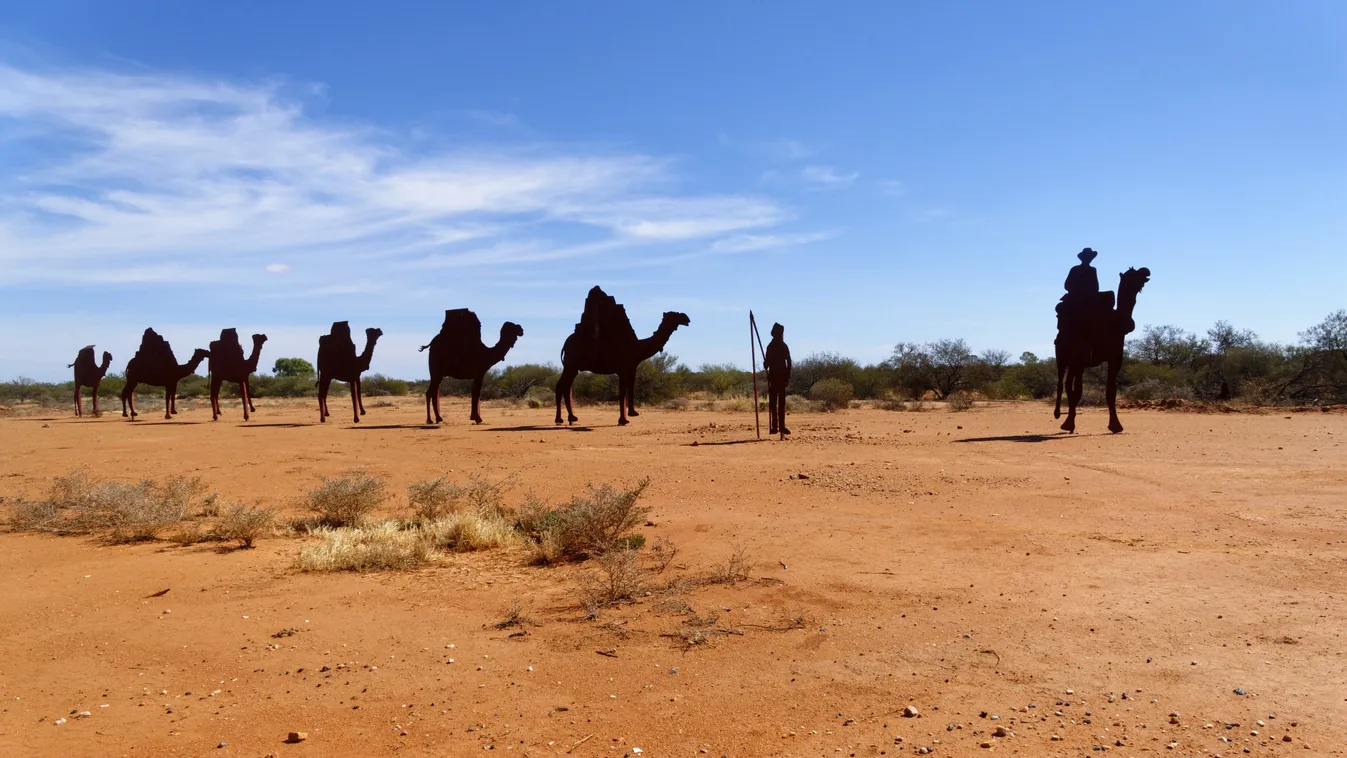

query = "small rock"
[1234,688,1246,696]
[217,742,228,749]
[993,726,1008,737]
[286,732,307,743]
[54,718,67,726]
[979,741,992,748]
[903,705,919,718]
[1283,735,1292,743]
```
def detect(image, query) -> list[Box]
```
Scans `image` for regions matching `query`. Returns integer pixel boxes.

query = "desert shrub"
[11,471,207,541]
[496,364,560,398]
[520,478,651,563]
[709,543,752,585]
[577,547,647,613]
[306,472,387,527]
[524,385,554,409]
[1124,377,1195,402]
[661,396,691,411]
[947,390,974,412]
[216,503,277,548]
[635,352,685,404]
[406,476,462,522]
[650,537,679,572]
[361,374,409,397]
[808,378,854,411]
[982,375,1028,400]
[785,395,815,413]
[296,521,433,572]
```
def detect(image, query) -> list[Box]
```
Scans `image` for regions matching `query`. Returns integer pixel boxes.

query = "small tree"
[927,339,973,399]
[272,357,316,379]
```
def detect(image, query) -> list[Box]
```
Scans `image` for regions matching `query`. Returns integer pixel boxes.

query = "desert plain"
[1,398,1344,757]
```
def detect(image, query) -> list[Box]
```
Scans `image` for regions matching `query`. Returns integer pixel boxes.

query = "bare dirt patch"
[1,398,1344,755]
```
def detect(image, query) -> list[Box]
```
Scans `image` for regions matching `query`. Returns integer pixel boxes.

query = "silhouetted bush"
[361,374,409,396]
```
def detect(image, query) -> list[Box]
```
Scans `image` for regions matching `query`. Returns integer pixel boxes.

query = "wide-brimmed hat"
[771,322,784,337]
[1077,247,1098,263]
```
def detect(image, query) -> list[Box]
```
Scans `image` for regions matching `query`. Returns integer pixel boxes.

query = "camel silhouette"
[69,346,112,417]
[207,329,267,422]
[121,328,210,421]
[555,287,690,426]
[420,309,524,425]
[316,321,382,423]
[1054,266,1152,433]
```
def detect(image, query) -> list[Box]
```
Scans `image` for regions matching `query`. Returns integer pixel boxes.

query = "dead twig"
[567,733,595,753]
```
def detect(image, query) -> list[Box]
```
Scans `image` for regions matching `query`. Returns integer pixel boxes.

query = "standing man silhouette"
[764,322,792,437]
[1057,247,1101,335]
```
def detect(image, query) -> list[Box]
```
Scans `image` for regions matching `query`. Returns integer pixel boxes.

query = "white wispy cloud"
[0,63,809,287]
[877,179,905,197]
[801,165,858,188]
[709,230,837,254]
[265,263,290,273]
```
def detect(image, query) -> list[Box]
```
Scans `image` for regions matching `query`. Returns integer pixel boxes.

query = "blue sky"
[2,1,1344,381]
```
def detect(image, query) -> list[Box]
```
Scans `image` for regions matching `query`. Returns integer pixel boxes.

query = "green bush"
[809,378,854,411]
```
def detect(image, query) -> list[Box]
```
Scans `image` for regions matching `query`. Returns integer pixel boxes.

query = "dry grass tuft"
[419,511,524,552]
[305,472,387,527]
[295,521,434,572]
[406,476,462,522]
[650,536,680,573]
[947,390,975,412]
[494,600,534,630]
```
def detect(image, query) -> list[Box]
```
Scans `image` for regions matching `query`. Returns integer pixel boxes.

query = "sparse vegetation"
[947,390,974,412]
[296,521,433,572]
[306,472,387,527]
[518,478,651,563]
[8,470,210,542]
[216,502,277,548]
[710,543,752,585]
[578,547,647,611]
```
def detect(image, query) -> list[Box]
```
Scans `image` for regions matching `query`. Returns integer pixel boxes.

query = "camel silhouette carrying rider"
[764,322,792,438]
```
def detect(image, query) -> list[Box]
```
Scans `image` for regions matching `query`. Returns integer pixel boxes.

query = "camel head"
[1120,267,1151,294]
[500,322,524,347]
[100,351,113,370]
[187,348,212,369]
[661,312,691,331]
[251,333,268,346]
[365,327,384,344]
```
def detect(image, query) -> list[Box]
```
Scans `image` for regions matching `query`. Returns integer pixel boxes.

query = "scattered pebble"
[903,706,919,718]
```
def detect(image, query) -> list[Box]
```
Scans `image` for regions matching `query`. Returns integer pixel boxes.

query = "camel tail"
[67,362,75,368]
[418,344,430,353]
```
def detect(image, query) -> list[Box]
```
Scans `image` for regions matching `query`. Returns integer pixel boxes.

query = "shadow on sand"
[242,423,316,429]
[346,424,440,431]
[488,424,593,433]
[954,433,1094,444]
[688,439,768,447]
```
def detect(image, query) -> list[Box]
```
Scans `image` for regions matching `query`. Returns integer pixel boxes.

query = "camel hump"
[440,308,483,346]
[578,286,637,344]
[76,345,96,361]
[137,328,176,365]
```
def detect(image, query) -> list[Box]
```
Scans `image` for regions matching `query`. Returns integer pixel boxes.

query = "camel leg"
[246,381,257,413]
[1106,359,1123,434]
[425,380,437,425]
[164,383,176,421]
[470,376,484,424]
[240,379,252,422]
[352,380,362,424]
[432,380,444,423]
[357,378,367,416]
[1060,369,1079,433]
[74,384,83,417]
[210,376,222,421]
[1053,359,1066,419]
[122,386,132,418]
[91,381,100,417]
[318,377,331,422]
[556,369,578,426]
[617,371,631,426]
[626,374,639,417]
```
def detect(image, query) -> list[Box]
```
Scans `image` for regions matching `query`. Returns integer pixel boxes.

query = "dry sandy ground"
[0,397,1344,757]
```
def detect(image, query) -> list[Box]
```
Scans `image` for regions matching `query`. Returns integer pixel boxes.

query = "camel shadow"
[954,433,1095,444]
[346,424,441,431]
[244,423,317,428]
[689,439,767,447]
[489,425,593,433]
[128,420,205,426]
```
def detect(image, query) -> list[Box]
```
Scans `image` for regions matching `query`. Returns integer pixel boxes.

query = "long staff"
[750,313,769,436]
[750,311,760,439]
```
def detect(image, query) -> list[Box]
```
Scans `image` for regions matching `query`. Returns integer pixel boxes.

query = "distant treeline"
[5,311,1345,408]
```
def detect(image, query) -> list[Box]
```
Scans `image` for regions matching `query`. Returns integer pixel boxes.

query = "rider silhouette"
[764,322,792,437]
[1058,247,1100,324]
